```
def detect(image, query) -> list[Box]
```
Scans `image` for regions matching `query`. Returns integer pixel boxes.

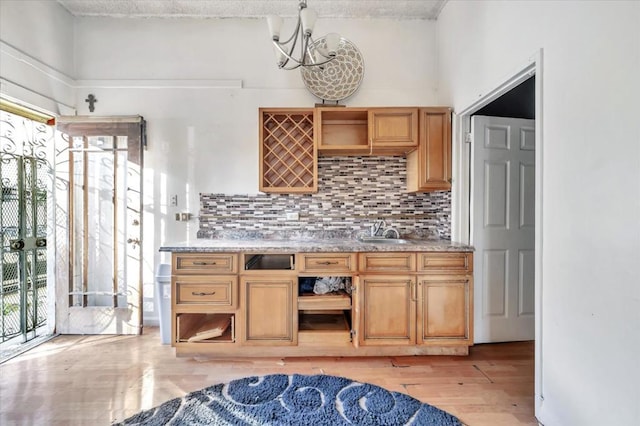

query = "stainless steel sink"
[356,236,411,244]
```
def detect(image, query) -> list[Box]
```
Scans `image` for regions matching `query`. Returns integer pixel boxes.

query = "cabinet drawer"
[358,253,416,272]
[417,252,473,274]
[299,253,356,274]
[173,253,237,274]
[175,276,237,307]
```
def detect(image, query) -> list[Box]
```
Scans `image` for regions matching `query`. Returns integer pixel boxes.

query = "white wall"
[437,1,640,425]
[0,0,75,113]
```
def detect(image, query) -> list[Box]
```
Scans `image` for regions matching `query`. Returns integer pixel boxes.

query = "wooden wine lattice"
[261,111,315,192]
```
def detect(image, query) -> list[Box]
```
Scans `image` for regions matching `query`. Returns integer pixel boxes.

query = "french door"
[56,117,145,334]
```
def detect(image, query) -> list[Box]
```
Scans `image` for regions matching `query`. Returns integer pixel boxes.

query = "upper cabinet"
[259,106,451,193]
[259,108,317,193]
[316,107,418,156]
[369,108,419,153]
[406,107,452,192]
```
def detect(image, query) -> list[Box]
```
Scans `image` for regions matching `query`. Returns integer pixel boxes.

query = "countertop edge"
[159,239,474,253]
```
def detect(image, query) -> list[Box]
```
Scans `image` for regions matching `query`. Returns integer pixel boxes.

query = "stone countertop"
[159,238,473,253]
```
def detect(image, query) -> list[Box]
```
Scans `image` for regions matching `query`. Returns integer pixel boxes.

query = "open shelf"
[176,313,235,343]
[298,310,352,345]
[298,290,351,310]
[316,108,369,154]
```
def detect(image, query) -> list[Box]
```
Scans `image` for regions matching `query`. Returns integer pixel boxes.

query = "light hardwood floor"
[0,327,536,426]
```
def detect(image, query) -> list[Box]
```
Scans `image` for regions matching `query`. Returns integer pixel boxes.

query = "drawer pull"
[193,261,217,266]
[317,261,339,265]
[192,291,216,296]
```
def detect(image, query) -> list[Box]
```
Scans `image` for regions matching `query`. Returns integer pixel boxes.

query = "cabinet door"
[241,276,297,345]
[368,108,418,152]
[406,107,452,192]
[358,275,415,346]
[416,275,472,345]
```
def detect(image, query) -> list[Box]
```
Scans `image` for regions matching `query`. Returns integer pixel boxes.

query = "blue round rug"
[115,374,463,425]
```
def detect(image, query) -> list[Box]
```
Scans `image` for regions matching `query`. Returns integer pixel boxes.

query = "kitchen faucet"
[370,220,386,237]
[370,220,400,239]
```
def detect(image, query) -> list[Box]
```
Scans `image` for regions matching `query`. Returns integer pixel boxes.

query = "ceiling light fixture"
[267,0,340,70]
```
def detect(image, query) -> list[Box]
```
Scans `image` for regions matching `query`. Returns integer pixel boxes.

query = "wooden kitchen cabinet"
[168,249,473,356]
[417,275,472,345]
[297,253,356,348]
[368,108,418,152]
[417,252,473,345]
[258,105,449,194]
[259,108,317,193]
[356,251,473,347]
[316,107,418,155]
[241,275,298,345]
[171,253,239,347]
[406,107,452,192]
[358,275,416,346]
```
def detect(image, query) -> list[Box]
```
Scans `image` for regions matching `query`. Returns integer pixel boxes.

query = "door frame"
[450,49,544,417]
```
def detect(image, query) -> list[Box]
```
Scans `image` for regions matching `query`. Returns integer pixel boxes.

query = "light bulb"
[325,33,341,56]
[300,8,317,36]
[267,15,283,41]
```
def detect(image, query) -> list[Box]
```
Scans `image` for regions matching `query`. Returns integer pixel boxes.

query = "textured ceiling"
[56,0,448,20]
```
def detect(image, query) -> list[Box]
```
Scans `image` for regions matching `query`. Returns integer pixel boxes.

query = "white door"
[54,117,145,335]
[471,115,535,343]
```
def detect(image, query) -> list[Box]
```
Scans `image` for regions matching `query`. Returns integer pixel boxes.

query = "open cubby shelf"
[176,313,235,343]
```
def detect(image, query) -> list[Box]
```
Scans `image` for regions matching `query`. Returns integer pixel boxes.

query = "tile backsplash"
[199,156,451,239]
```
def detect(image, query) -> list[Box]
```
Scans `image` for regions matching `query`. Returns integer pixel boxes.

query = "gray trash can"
[155,263,171,344]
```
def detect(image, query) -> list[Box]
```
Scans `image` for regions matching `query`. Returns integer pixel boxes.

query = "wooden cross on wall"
[85,94,97,112]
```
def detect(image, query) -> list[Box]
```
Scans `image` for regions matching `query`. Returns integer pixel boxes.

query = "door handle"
[36,238,47,248]
[10,239,25,251]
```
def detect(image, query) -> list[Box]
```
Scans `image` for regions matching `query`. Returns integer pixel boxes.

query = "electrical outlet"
[285,212,299,221]
[170,194,178,206]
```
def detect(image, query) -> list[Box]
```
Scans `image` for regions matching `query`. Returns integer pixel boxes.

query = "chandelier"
[267,0,341,70]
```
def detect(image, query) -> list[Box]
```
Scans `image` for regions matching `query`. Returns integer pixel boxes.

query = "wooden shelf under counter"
[176,313,235,343]
[297,290,352,310]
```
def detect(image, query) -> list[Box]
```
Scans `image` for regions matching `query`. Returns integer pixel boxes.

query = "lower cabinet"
[417,275,472,345]
[358,274,472,347]
[358,275,415,345]
[170,251,473,356]
[240,275,298,345]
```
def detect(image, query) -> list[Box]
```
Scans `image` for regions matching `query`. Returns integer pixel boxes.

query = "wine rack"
[259,108,317,193]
